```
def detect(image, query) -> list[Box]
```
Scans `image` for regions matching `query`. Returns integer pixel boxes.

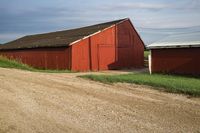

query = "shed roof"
[0,18,127,50]
[147,32,200,49]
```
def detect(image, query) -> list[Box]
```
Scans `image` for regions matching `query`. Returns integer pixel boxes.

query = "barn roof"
[0,18,127,50]
[147,32,200,49]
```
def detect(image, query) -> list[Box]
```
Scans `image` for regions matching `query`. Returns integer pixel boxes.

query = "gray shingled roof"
[147,32,200,49]
[0,19,127,50]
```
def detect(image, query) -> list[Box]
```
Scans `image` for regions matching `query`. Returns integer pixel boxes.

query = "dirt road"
[0,68,199,133]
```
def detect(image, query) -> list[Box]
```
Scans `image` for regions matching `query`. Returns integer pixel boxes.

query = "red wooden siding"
[0,47,71,69]
[0,19,144,71]
[71,19,144,71]
[151,48,200,75]
[71,39,90,71]
[115,20,144,68]
[71,26,116,71]
[90,26,116,71]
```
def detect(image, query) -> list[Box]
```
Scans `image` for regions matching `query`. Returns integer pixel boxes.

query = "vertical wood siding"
[115,20,144,68]
[71,19,144,71]
[0,47,70,70]
[151,48,200,75]
[0,20,144,71]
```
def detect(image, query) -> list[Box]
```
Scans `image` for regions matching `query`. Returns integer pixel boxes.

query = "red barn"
[0,18,144,71]
[148,32,200,75]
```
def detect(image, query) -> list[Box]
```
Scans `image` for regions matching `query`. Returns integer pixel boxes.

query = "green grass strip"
[144,50,150,60]
[80,73,200,96]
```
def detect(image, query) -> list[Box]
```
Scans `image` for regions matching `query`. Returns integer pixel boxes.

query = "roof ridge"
[26,18,127,37]
[1,18,129,50]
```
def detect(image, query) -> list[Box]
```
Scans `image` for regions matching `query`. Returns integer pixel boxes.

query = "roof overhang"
[69,18,129,46]
[147,42,200,49]
[69,25,114,46]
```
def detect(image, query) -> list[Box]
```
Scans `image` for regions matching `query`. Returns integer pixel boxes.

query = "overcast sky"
[0,0,200,44]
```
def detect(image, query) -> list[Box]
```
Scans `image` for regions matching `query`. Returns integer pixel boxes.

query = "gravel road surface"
[0,68,199,133]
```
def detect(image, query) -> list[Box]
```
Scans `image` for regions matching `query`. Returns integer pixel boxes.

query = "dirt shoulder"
[0,68,199,133]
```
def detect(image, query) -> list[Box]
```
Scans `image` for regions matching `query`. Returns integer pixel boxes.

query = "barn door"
[97,44,115,70]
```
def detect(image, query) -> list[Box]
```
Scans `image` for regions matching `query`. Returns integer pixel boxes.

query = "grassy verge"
[144,50,150,60]
[0,56,72,73]
[80,73,200,96]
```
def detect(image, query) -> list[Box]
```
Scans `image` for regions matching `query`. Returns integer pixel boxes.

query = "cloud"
[180,0,200,10]
[0,33,26,43]
[97,0,200,11]
[0,6,85,33]
[0,0,200,44]
[98,2,170,11]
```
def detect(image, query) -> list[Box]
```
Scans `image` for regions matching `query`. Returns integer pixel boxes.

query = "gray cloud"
[0,0,200,44]
[0,33,26,43]
[182,0,200,10]
[96,0,200,12]
[98,3,170,11]
[0,6,90,43]
[0,6,84,33]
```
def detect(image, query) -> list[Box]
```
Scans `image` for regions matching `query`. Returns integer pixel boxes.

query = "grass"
[80,73,200,96]
[144,50,150,60]
[0,56,72,73]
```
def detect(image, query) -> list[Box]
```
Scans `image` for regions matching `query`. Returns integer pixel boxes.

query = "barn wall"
[0,47,71,70]
[71,19,144,71]
[71,26,116,71]
[115,20,144,68]
[151,48,200,75]
[89,26,116,71]
[0,20,144,71]
[71,39,90,71]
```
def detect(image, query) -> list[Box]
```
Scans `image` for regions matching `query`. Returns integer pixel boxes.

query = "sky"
[0,0,200,44]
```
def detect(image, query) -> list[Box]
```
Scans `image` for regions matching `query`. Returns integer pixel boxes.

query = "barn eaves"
[0,19,127,50]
